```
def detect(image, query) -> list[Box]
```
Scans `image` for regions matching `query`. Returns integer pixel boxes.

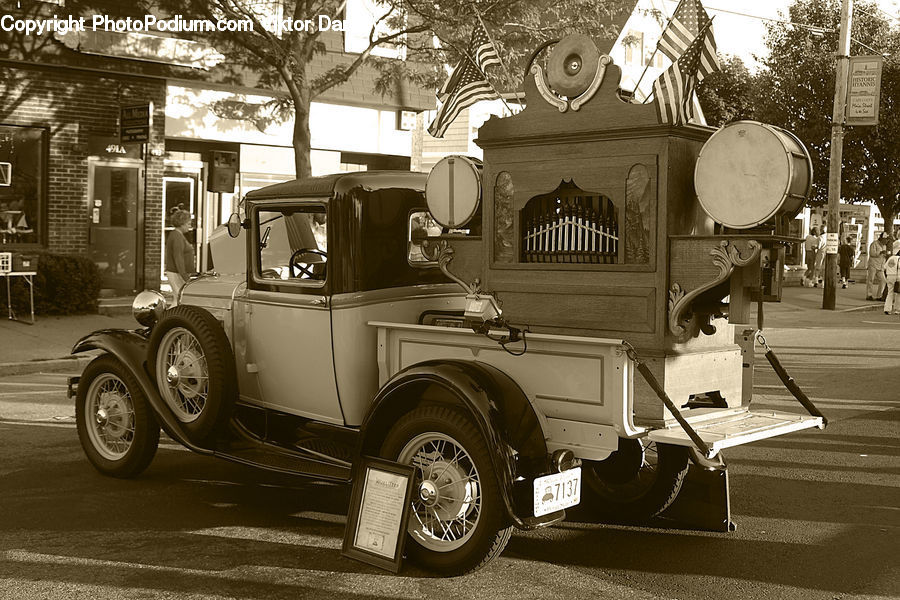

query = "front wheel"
[75,355,160,478]
[380,406,512,575]
[581,438,690,522]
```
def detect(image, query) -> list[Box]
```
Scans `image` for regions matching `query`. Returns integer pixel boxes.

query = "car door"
[236,201,343,425]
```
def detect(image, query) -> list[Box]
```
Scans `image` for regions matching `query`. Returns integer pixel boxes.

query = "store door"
[88,161,143,292]
[162,175,200,287]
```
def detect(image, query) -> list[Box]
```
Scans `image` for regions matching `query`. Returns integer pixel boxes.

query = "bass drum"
[694,120,812,229]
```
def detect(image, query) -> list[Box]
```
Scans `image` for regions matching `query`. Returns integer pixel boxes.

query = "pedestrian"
[813,225,827,286]
[884,241,900,315]
[867,232,889,301]
[838,236,854,288]
[803,227,820,287]
[165,208,194,302]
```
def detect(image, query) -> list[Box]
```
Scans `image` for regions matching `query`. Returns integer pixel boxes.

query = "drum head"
[695,121,801,229]
[426,156,481,228]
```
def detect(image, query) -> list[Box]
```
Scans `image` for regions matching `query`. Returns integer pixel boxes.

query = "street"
[1,313,898,600]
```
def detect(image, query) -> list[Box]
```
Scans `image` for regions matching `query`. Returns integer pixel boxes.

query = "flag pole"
[633,0,682,101]
[470,8,515,115]
[633,46,662,101]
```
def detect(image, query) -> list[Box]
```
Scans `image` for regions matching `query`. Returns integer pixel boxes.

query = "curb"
[840,303,891,313]
[0,355,96,377]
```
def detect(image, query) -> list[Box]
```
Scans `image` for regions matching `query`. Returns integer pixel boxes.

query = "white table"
[1,271,35,324]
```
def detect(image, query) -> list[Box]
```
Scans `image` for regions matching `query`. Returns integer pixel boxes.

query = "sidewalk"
[0,283,887,377]
[0,312,136,376]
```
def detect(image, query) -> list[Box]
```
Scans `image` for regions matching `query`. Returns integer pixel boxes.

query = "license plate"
[533,467,581,517]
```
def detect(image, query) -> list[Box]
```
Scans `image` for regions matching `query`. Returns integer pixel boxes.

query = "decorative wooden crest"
[531,34,612,113]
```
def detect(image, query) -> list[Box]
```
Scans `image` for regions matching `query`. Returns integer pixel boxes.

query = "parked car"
[71,170,823,575]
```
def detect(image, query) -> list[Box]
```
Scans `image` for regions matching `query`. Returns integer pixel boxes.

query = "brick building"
[0,63,167,290]
[0,0,432,295]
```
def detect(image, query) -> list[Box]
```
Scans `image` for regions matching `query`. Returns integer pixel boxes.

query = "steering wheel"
[289,248,327,279]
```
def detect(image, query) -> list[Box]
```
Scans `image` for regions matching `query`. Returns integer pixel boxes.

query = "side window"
[256,206,327,285]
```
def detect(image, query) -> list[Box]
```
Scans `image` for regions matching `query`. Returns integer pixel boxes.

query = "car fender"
[72,330,213,456]
[360,359,553,529]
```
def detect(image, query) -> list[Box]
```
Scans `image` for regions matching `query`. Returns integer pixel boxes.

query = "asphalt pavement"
[0,315,897,599]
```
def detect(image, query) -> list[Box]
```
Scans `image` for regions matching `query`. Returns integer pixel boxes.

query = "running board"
[646,409,823,456]
[214,444,351,482]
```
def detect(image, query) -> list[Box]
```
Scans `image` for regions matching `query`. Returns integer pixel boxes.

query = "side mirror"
[226,212,242,238]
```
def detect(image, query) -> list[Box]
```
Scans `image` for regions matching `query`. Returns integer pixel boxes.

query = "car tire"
[147,305,237,447]
[380,405,512,575]
[76,354,160,478]
[581,438,690,522]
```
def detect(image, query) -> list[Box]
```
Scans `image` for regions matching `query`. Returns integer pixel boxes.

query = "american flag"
[427,22,500,138]
[653,20,718,125]
[657,0,718,78]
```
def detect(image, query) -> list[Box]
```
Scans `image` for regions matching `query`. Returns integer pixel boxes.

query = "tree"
[754,0,900,229]
[156,0,630,177]
[696,55,761,127]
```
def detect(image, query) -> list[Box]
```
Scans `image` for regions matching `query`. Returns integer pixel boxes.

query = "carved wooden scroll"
[668,239,761,342]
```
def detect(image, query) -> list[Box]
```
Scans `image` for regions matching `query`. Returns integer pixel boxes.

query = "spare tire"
[147,305,237,446]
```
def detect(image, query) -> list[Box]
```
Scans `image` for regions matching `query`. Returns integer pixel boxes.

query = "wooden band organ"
[423,34,812,426]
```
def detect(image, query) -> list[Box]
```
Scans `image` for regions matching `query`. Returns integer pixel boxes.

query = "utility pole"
[824,0,853,310]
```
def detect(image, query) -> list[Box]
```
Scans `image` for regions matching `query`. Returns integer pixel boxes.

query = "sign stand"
[341,456,416,573]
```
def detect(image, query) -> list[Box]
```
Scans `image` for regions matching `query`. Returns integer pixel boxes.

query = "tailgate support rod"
[623,342,714,459]
[757,333,828,428]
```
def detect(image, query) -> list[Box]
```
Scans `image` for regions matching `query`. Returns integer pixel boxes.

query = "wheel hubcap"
[419,480,438,506]
[166,365,180,385]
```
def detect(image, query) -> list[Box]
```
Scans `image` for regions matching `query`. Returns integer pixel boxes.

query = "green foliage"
[154,0,632,176]
[697,55,759,126]
[754,0,900,223]
[0,253,100,315]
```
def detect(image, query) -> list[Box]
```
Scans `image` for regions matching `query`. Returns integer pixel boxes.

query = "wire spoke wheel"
[75,355,159,478]
[84,373,135,461]
[398,432,483,552]
[157,327,209,423]
[381,405,512,575]
[147,305,237,447]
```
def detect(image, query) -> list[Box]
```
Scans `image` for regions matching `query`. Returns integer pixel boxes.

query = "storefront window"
[0,125,46,246]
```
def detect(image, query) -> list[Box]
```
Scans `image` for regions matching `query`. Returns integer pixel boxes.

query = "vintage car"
[71,36,828,576]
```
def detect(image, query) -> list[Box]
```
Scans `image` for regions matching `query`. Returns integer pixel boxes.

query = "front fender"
[72,329,212,456]
[361,359,556,529]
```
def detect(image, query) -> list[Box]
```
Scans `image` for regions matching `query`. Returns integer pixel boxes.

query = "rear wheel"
[75,355,159,478]
[380,406,512,575]
[582,438,690,521]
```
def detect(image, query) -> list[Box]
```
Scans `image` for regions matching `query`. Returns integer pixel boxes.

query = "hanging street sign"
[845,55,883,126]
[120,102,153,144]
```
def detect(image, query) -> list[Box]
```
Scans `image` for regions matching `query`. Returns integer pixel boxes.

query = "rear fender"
[72,330,212,456]
[360,359,554,529]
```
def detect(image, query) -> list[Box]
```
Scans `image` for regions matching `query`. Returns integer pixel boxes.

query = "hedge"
[0,252,100,315]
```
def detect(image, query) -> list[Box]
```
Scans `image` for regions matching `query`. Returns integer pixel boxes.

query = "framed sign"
[845,55,883,126]
[342,456,415,573]
[120,102,153,144]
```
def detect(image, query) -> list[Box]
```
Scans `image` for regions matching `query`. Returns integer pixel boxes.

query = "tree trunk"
[291,95,313,179]
[281,68,313,179]
[876,200,898,244]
